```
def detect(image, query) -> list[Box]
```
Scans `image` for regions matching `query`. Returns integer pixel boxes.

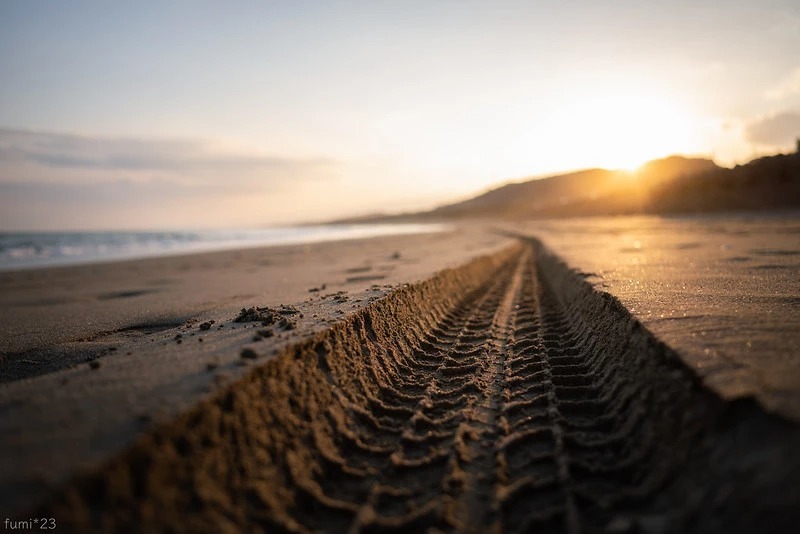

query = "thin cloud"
[0,179,319,230]
[0,128,337,184]
[766,67,800,101]
[0,128,344,229]
[744,112,800,148]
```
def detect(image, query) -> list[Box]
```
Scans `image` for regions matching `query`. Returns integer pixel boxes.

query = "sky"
[1,0,800,231]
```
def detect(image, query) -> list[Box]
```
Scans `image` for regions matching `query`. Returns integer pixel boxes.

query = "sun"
[541,87,697,172]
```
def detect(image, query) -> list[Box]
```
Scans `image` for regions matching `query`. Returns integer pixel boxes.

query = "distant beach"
[0,223,446,271]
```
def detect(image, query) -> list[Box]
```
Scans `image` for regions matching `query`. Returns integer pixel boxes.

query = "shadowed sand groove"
[33,241,800,533]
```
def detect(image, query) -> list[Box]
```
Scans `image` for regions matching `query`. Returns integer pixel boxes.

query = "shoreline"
[0,222,448,273]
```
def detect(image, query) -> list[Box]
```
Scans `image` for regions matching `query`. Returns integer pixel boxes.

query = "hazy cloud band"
[0,128,336,183]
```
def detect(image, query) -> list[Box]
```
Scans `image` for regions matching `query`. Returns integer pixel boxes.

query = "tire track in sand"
[286,245,675,533]
[36,242,800,533]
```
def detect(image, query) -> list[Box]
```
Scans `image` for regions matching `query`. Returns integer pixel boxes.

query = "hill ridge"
[336,152,799,222]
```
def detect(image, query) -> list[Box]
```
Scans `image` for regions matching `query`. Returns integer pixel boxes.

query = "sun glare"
[543,88,696,172]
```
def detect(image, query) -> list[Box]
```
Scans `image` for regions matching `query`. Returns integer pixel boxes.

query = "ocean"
[0,223,447,271]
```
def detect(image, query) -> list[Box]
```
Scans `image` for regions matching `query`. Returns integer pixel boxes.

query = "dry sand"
[1,219,799,532]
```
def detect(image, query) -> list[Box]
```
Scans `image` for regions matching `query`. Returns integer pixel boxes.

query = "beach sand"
[506,214,800,419]
[1,219,799,532]
[0,227,513,514]
[0,226,506,378]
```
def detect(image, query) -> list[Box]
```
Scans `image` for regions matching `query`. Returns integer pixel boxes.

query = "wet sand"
[1,219,799,532]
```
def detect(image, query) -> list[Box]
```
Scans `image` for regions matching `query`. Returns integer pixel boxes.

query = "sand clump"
[234,305,298,330]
